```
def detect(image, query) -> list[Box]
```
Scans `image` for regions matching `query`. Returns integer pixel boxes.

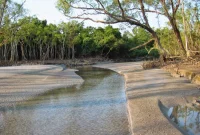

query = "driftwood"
[129,39,154,51]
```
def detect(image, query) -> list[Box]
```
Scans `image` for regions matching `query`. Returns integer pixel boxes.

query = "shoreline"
[162,65,200,86]
[1,61,200,134]
[0,65,84,107]
[94,62,200,135]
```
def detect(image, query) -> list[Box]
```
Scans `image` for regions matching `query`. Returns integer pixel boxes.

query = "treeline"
[0,0,200,62]
[57,0,200,60]
[0,16,158,61]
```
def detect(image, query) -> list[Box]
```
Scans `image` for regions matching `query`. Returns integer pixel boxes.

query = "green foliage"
[2,0,183,61]
[149,49,160,58]
[132,27,151,44]
[130,49,148,58]
[0,14,160,60]
[156,27,180,56]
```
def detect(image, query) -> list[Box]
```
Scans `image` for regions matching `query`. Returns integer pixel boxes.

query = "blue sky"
[13,0,167,31]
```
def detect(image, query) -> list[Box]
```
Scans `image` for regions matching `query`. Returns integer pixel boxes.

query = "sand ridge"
[0,65,84,107]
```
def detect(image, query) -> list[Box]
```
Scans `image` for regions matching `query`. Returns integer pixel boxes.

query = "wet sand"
[0,65,84,107]
[1,62,200,134]
[94,62,200,135]
[0,67,129,135]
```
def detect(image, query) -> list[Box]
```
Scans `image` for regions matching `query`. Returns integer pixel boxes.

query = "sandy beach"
[0,65,84,107]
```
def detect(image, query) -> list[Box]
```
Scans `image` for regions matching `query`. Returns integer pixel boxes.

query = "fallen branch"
[129,39,154,51]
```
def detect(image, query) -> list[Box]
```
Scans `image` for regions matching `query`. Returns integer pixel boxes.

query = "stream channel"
[0,67,130,135]
[168,105,200,135]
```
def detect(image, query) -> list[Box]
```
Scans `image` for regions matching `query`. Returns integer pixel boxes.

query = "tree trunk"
[10,36,14,61]
[20,41,26,60]
[4,44,7,60]
[0,47,2,60]
[184,106,187,130]
[61,33,66,60]
[10,41,15,61]
[46,45,49,60]
[40,44,42,60]
[152,31,167,63]
[50,46,53,59]
[139,0,167,62]
[61,44,64,60]
[34,45,37,59]
[72,45,75,60]
[54,45,56,59]
[170,106,178,124]
[172,22,186,55]
[0,0,7,28]
[106,48,111,57]
[68,47,71,59]
[43,45,49,61]
[160,0,186,56]
[15,41,18,60]
[182,1,189,57]
[29,46,32,60]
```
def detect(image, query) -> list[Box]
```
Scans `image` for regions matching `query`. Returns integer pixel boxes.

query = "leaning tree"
[56,0,169,61]
[141,0,187,55]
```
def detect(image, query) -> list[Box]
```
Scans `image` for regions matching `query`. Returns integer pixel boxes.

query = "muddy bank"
[0,57,111,67]
[0,65,84,107]
[0,57,149,67]
[94,62,200,135]
[162,60,200,86]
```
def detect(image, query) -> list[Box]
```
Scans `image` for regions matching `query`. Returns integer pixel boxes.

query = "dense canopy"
[0,0,199,61]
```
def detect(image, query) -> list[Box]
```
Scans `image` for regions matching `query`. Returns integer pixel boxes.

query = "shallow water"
[0,67,129,135]
[168,105,200,135]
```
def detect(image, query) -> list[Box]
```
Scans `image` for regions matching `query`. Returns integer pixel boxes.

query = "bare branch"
[63,14,119,24]
[76,12,105,17]
[9,0,27,22]
[129,39,154,51]
[95,0,106,10]
[143,10,165,16]
[69,3,103,11]
[138,0,150,27]
[174,0,181,14]
[124,7,140,12]
[125,7,165,16]
[117,0,125,18]
[170,0,175,14]
[160,0,171,19]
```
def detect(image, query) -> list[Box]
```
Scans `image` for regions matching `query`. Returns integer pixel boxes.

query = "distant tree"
[80,26,96,56]
[0,0,26,61]
[132,27,151,45]
[58,22,69,59]
[64,21,83,59]
[156,28,179,56]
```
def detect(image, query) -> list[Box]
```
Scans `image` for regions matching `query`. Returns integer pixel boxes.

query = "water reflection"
[0,67,129,135]
[168,105,200,135]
